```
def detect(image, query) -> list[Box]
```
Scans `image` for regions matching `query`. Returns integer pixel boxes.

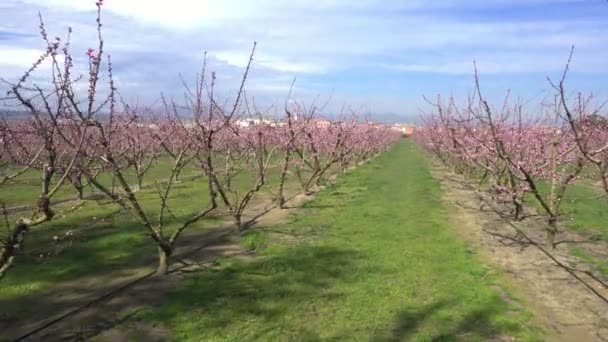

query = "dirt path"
[432,165,608,341]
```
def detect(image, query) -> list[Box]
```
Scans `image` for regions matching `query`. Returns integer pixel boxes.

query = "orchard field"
[3,2,608,341]
[2,139,547,341]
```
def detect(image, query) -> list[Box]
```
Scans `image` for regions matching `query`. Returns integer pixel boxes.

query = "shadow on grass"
[145,245,361,339]
[0,224,233,341]
[281,203,337,210]
[3,235,357,340]
[376,297,523,341]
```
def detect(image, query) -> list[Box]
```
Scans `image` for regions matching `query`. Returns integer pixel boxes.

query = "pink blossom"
[85,48,97,60]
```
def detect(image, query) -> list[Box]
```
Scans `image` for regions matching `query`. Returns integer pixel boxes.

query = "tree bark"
[513,199,523,221]
[235,214,244,232]
[0,222,29,279]
[546,217,557,249]
[277,151,291,209]
[156,245,171,276]
[76,186,84,200]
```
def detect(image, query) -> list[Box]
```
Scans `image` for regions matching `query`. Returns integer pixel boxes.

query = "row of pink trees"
[413,63,597,249]
[0,2,400,278]
[553,49,608,198]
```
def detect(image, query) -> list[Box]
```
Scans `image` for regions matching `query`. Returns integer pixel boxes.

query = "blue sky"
[1,0,607,121]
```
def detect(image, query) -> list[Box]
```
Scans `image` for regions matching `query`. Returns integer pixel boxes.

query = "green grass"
[0,157,305,303]
[0,181,206,301]
[557,183,608,240]
[571,247,608,278]
[524,181,608,241]
[458,163,608,241]
[145,140,542,341]
[0,153,324,208]
[0,157,205,207]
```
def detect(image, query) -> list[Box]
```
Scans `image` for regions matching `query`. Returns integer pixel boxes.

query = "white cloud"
[213,52,249,68]
[0,46,66,71]
[215,51,326,74]
[21,0,258,28]
[4,0,608,115]
[0,46,45,68]
[388,49,608,75]
[263,59,325,74]
[21,0,590,30]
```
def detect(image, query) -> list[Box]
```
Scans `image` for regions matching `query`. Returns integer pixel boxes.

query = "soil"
[432,165,608,341]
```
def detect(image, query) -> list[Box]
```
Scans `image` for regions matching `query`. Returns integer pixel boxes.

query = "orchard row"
[413,61,608,250]
[0,2,400,279]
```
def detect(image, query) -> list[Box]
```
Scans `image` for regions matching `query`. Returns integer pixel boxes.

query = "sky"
[0,0,607,122]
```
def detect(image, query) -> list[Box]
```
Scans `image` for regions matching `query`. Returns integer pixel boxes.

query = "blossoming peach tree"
[414,65,587,249]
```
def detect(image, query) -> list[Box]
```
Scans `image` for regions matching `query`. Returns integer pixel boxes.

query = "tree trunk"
[339,159,347,175]
[235,214,244,231]
[74,174,84,200]
[546,217,557,249]
[0,254,15,280]
[0,222,29,279]
[156,245,170,276]
[111,173,117,196]
[175,167,182,183]
[513,199,523,221]
[277,152,291,209]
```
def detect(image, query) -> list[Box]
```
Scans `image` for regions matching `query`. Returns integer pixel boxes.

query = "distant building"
[390,123,416,136]
[366,121,385,129]
[234,118,278,127]
[313,119,331,128]
[136,122,161,129]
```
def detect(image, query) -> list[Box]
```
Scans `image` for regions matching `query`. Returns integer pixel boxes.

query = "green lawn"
[523,181,608,240]
[555,183,608,240]
[0,180,211,301]
[556,181,608,278]
[144,140,541,341]
[520,180,608,279]
[0,158,304,302]
[0,157,203,207]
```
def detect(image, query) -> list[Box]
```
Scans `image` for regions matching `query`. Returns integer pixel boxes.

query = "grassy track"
[145,140,541,341]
